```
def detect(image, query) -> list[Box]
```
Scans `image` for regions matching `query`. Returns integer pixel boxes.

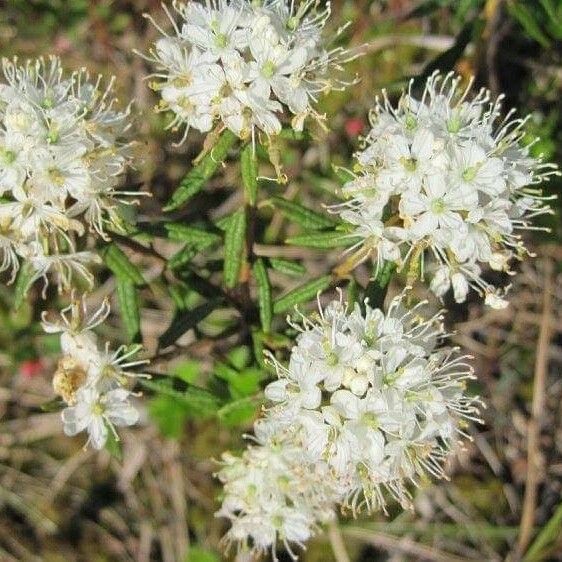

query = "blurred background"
[0,1,561,561]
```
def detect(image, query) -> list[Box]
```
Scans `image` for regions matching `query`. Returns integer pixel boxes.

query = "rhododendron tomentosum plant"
[41,296,149,449]
[142,0,358,144]
[331,72,559,307]
[0,56,141,293]
[216,293,482,559]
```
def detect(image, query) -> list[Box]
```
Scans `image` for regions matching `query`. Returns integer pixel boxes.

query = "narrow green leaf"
[270,196,336,230]
[148,395,189,438]
[185,547,221,562]
[509,2,551,47]
[13,262,35,309]
[40,397,65,412]
[365,261,397,309]
[253,259,272,332]
[165,223,221,246]
[116,279,140,342]
[102,244,144,285]
[159,299,222,348]
[218,396,261,427]
[273,275,332,314]
[223,208,246,288]
[286,230,360,248]
[524,501,562,561]
[168,245,199,270]
[164,129,238,211]
[105,430,123,461]
[141,379,220,417]
[251,329,267,369]
[269,257,306,277]
[417,16,484,81]
[241,144,259,205]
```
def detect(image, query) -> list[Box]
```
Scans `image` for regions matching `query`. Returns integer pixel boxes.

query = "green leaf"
[365,261,397,309]
[165,223,221,246]
[286,230,360,248]
[273,275,332,314]
[269,257,306,277]
[13,262,35,309]
[253,259,272,333]
[116,279,141,342]
[171,360,200,384]
[168,245,199,270]
[241,144,259,205]
[251,329,267,369]
[159,299,222,348]
[102,244,144,285]
[524,501,562,561]
[228,367,264,398]
[508,2,551,47]
[141,379,220,417]
[218,396,261,427]
[185,546,220,562]
[148,395,189,438]
[164,129,238,211]
[226,346,251,370]
[40,397,65,412]
[270,196,336,230]
[105,430,123,461]
[223,208,246,288]
[417,16,484,81]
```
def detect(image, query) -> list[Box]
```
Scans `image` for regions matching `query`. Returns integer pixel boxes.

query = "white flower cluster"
[217,294,481,558]
[42,297,148,450]
[332,72,559,307]
[144,0,355,142]
[216,431,337,559]
[0,56,136,292]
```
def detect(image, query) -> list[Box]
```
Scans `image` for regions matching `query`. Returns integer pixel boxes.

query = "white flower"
[43,296,148,448]
[332,71,559,306]
[0,56,140,293]
[61,386,139,450]
[142,0,358,141]
[218,293,482,557]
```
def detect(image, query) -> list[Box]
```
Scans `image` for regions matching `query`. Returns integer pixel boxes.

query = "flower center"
[48,167,65,186]
[0,149,15,165]
[46,127,59,144]
[462,166,477,181]
[447,115,461,133]
[214,32,228,49]
[286,16,299,30]
[92,402,105,416]
[404,114,417,131]
[361,412,379,430]
[401,157,417,172]
[430,197,446,214]
[261,60,276,78]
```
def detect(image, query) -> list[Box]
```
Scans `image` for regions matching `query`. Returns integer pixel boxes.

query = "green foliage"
[185,547,220,562]
[273,275,332,314]
[524,501,562,561]
[286,230,360,248]
[269,257,306,277]
[159,300,223,349]
[252,259,272,333]
[102,243,145,285]
[241,144,259,205]
[141,379,220,418]
[223,208,247,288]
[13,263,35,309]
[269,196,336,230]
[116,279,141,342]
[164,130,238,211]
[508,0,562,47]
